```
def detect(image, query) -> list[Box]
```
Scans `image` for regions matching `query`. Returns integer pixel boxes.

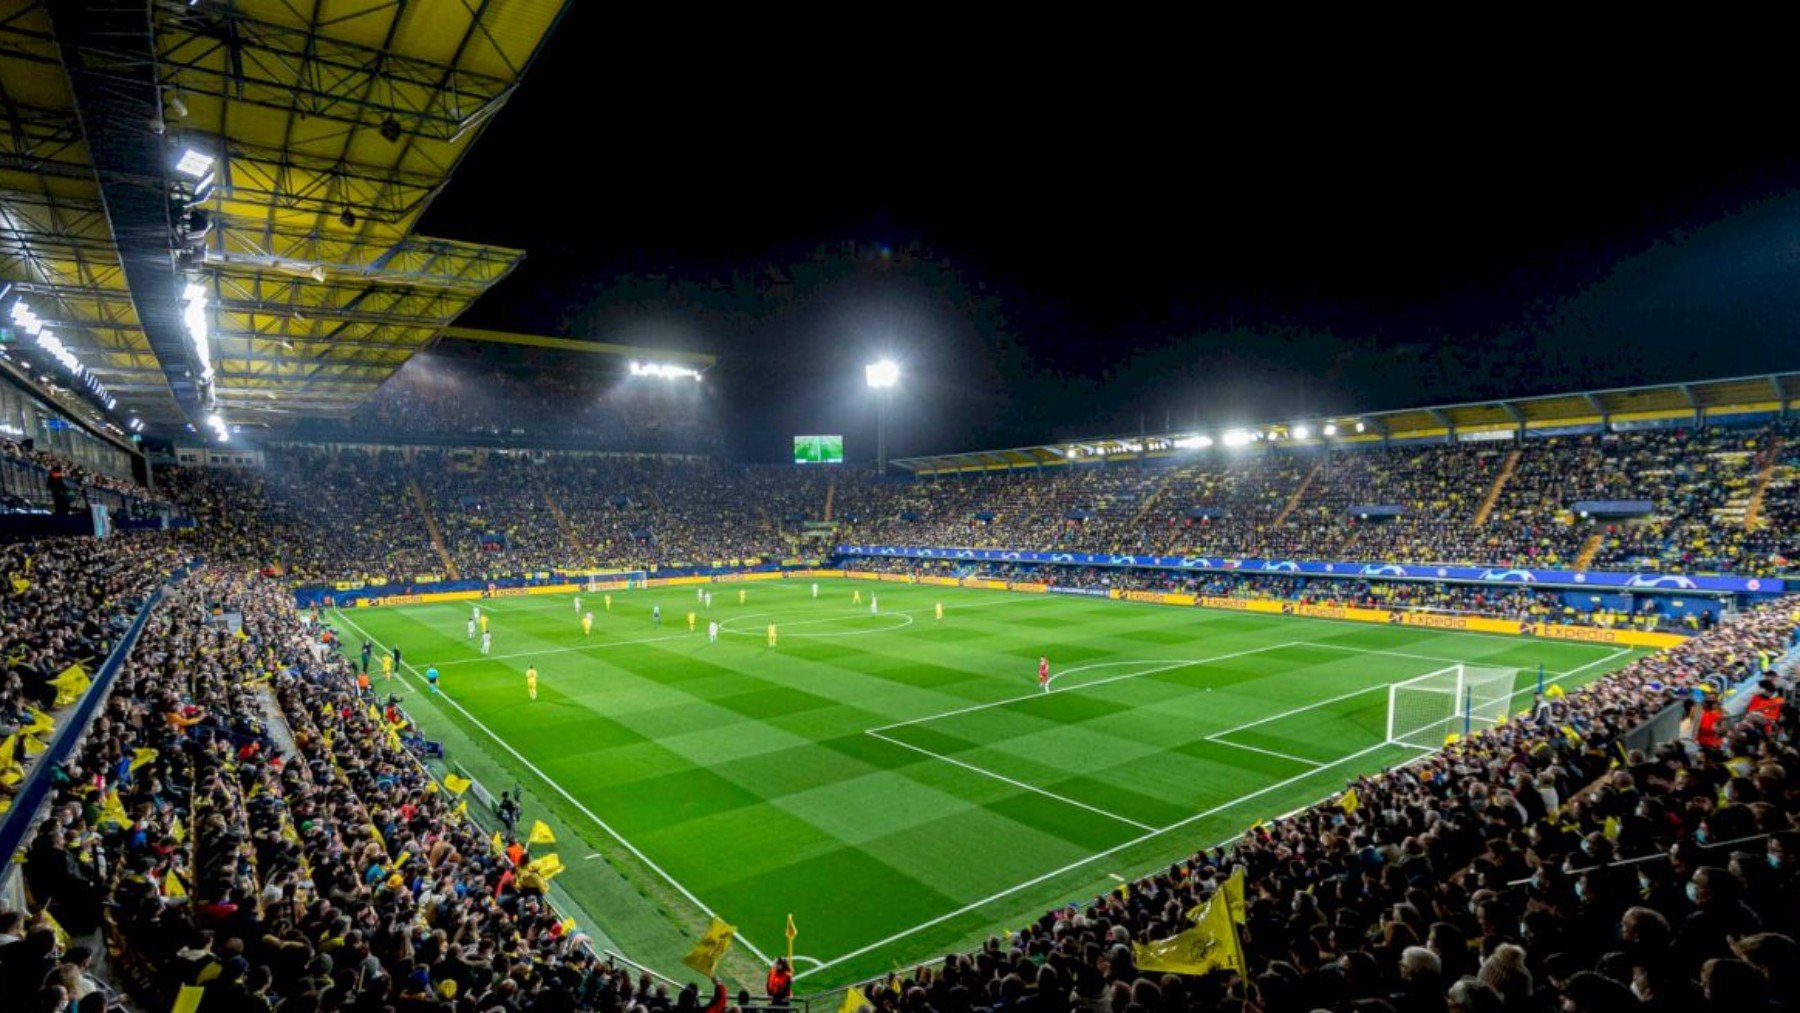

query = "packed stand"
[1,535,185,811]
[843,595,1799,1013]
[6,564,624,1013]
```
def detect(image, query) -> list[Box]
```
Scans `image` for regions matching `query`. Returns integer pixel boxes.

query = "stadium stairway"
[1574,529,1605,570]
[546,495,580,550]
[823,477,836,522]
[1743,433,1784,530]
[1472,448,1522,528]
[408,477,462,580]
[1125,468,1177,528]
[1271,457,1323,528]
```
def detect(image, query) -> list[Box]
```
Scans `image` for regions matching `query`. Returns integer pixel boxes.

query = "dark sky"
[420,18,1800,462]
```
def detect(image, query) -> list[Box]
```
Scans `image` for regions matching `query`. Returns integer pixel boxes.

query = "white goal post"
[582,570,649,592]
[1385,664,1517,750]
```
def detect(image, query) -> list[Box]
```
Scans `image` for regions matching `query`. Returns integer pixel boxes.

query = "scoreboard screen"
[793,435,844,464]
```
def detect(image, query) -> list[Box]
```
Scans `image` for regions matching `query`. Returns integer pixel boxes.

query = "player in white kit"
[870,594,878,615]
[466,618,475,640]
[481,630,492,654]
[707,620,719,644]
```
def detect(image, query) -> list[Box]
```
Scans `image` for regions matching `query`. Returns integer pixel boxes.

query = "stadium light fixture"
[1292,425,1310,440]
[1323,423,1338,437]
[864,360,900,389]
[1173,435,1213,449]
[175,147,214,177]
[1355,421,1367,433]
[1222,430,1253,447]
[629,361,702,381]
[182,279,213,381]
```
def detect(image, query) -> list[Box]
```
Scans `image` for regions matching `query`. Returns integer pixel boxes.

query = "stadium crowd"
[155,421,1800,588]
[0,528,1794,1013]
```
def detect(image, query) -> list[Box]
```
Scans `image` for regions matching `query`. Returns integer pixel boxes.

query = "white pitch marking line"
[1300,641,1577,672]
[866,729,1156,831]
[331,608,778,967]
[1200,737,1326,768]
[791,734,1433,981]
[796,646,1644,980]
[433,632,694,666]
[1106,873,1126,882]
[867,643,1303,734]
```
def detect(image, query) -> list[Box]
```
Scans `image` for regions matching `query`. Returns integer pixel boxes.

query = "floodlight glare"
[1173,435,1213,449]
[865,360,900,388]
[1355,421,1367,433]
[175,148,214,177]
[1292,425,1310,440]
[1222,430,1253,447]
[629,361,701,381]
[1323,423,1338,436]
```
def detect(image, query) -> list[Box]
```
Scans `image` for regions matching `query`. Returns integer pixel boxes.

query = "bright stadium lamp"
[865,360,900,474]
[865,360,899,388]
[175,147,214,178]
[1323,423,1338,437]
[1293,424,1310,440]
[1222,430,1253,447]
[1355,421,1367,433]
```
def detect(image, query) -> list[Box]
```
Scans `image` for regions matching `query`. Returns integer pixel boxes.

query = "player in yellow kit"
[581,611,592,636]
[738,589,746,605]
[381,653,394,679]
[935,602,943,620]
[603,593,612,612]
[686,610,696,632]
[766,622,777,647]
[526,663,539,701]
[853,589,862,605]
[478,613,489,633]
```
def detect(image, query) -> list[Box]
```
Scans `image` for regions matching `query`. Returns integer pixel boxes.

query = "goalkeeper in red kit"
[1039,656,1050,692]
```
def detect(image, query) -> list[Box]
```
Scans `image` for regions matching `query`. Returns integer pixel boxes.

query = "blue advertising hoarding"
[834,545,1784,594]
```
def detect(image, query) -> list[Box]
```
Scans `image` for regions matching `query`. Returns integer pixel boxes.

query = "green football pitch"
[329,578,1647,990]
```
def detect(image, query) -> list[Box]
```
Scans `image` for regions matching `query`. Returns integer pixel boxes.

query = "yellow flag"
[453,800,469,820]
[559,917,577,936]
[164,870,187,898]
[1545,683,1566,699]
[24,709,53,736]
[10,574,29,594]
[528,853,565,880]
[840,987,872,1013]
[491,830,505,855]
[171,815,186,844]
[681,916,736,977]
[130,748,159,772]
[172,983,206,1013]
[39,907,71,951]
[1135,890,1244,977]
[1188,868,1246,927]
[50,664,89,705]
[528,820,556,845]
[443,773,472,795]
[1338,787,1360,814]
[0,735,18,780]
[98,789,131,830]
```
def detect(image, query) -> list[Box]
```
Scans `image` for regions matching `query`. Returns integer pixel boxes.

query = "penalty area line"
[330,608,778,968]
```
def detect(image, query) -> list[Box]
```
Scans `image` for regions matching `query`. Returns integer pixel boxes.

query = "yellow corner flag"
[839,986,872,1013]
[1138,890,1244,977]
[681,916,736,977]
[442,773,473,795]
[1337,787,1359,814]
[528,820,556,845]
[785,912,798,960]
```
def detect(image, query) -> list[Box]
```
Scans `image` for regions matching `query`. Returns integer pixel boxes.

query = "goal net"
[583,570,649,592]
[1385,664,1517,751]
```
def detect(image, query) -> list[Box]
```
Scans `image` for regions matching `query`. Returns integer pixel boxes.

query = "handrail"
[0,563,192,869]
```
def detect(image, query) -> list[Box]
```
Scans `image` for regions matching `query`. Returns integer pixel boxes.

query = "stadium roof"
[0,0,566,438]
[895,372,1800,474]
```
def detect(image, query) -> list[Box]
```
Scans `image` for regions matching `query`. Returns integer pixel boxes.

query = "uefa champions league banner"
[833,545,1784,594]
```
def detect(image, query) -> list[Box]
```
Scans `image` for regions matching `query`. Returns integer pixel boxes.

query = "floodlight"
[1293,425,1310,440]
[175,148,214,177]
[865,360,900,388]
[1173,435,1213,449]
[1355,421,1367,433]
[1323,423,1338,436]
[1222,430,1253,447]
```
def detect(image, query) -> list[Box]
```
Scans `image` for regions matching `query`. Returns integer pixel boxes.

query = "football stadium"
[2,10,1799,1013]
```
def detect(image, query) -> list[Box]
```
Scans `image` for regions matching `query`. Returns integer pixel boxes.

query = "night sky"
[420,18,1800,463]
